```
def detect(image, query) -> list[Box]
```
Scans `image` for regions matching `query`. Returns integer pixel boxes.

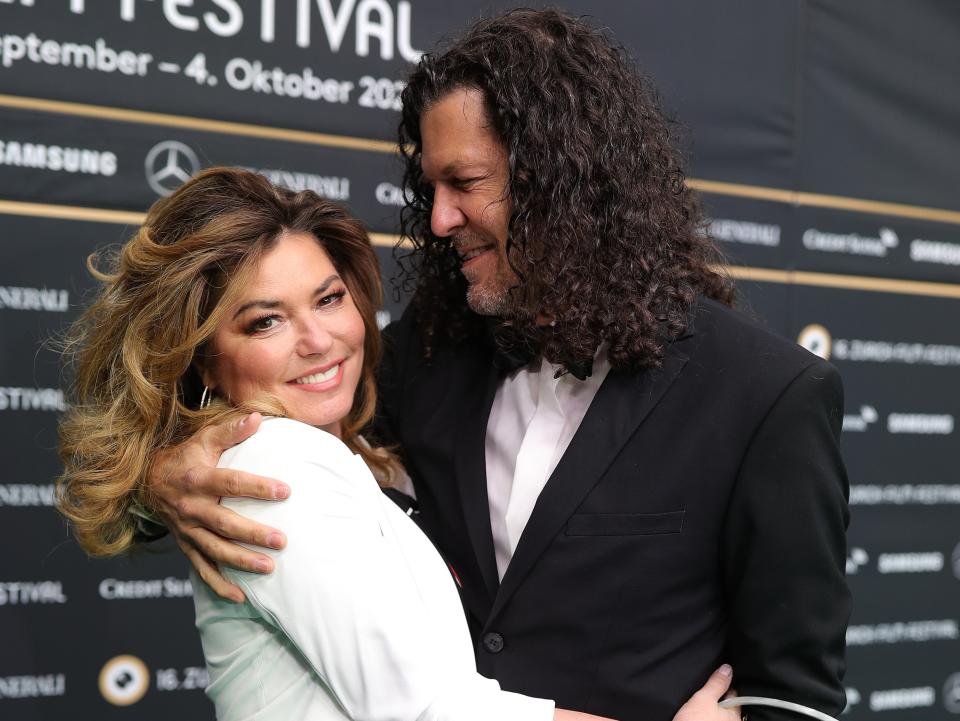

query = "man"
[152,10,850,721]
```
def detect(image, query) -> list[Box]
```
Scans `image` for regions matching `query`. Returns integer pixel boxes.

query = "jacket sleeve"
[721,360,851,720]
[218,419,554,721]
[371,311,413,451]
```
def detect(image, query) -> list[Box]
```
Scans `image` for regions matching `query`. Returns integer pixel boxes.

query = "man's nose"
[430,185,466,237]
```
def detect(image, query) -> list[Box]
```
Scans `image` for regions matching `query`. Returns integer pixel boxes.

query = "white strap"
[719,696,839,721]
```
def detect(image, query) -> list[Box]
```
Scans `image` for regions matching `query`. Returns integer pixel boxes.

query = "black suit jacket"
[375,298,850,721]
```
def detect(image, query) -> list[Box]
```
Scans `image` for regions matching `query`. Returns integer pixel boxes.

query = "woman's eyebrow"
[231,275,340,319]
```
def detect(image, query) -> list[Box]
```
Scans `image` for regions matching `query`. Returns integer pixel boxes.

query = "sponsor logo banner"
[911,238,960,267]
[0,138,116,176]
[708,218,781,247]
[0,286,69,312]
[0,673,65,699]
[0,581,67,605]
[877,552,944,574]
[0,484,55,507]
[842,407,954,435]
[850,485,960,506]
[847,619,959,645]
[0,2,429,138]
[802,227,898,258]
[98,577,192,600]
[0,387,65,411]
[869,686,936,712]
[798,323,960,365]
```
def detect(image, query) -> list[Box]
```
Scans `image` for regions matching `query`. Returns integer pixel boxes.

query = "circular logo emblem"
[798,324,832,360]
[945,673,960,713]
[879,227,899,248]
[145,140,200,197]
[99,655,149,706]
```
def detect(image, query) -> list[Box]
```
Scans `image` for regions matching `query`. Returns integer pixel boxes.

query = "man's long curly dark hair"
[398,8,734,372]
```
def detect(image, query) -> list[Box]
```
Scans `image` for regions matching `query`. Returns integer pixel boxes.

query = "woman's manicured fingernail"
[255,558,271,572]
[719,664,732,677]
[274,484,290,499]
[268,532,284,548]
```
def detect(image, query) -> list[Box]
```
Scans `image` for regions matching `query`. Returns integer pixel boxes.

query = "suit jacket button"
[482,632,504,654]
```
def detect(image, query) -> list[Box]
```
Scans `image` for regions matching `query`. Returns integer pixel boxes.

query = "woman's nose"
[297,318,335,356]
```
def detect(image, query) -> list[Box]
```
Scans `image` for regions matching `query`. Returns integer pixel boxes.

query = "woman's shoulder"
[219,417,357,475]
[217,418,381,523]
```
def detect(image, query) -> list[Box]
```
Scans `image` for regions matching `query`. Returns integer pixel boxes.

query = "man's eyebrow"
[425,159,481,180]
[231,275,340,319]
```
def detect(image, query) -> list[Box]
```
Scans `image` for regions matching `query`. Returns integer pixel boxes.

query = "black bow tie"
[488,322,593,381]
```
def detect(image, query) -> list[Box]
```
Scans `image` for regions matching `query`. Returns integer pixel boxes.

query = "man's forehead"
[419,92,506,178]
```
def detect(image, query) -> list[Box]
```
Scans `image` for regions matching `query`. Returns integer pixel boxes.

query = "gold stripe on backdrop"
[688,179,960,226]
[0,198,404,245]
[718,265,960,300]
[0,199,145,225]
[0,94,397,153]
[3,198,959,300]
[2,94,960,226]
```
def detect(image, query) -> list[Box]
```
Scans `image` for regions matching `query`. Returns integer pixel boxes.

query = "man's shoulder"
[687,296,828,380]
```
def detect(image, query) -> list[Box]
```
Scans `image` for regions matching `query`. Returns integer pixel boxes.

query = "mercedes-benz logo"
[945,672,960,713]
[145,140,200,196]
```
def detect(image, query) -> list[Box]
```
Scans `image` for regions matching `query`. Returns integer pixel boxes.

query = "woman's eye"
[318,290,346,308]
[247,315,280,333]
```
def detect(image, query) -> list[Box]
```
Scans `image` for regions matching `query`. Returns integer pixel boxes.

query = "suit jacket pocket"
[565,510,685,536]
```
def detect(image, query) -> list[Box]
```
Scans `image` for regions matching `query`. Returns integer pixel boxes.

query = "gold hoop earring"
[200,386,213,409]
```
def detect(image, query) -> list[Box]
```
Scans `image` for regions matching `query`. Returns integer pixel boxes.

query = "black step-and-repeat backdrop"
[2,1,958,719]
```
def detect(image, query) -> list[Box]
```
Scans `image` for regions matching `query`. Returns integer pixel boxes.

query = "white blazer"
[192,417,555,721]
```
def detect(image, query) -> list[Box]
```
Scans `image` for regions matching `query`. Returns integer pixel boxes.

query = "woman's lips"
[289,362,344,391]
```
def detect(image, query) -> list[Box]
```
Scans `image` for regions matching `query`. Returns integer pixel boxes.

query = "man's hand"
[673,665,740,721]
[149,413,291,603]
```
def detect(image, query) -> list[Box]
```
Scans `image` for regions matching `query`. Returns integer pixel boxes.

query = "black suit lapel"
[453,357,502,600]
[489,341,691,620]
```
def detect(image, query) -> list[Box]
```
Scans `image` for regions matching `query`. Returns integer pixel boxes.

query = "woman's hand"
[673,665,740,721]
[148,412,290,602]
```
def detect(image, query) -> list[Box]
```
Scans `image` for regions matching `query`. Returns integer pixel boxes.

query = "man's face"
[419,87,517,316]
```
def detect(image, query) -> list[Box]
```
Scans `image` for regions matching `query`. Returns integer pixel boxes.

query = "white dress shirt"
[192,418,554,721]
[486,350,611,579]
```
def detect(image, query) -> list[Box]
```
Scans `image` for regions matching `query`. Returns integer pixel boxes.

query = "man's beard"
[453,233,517,316]
[465,277,511,316]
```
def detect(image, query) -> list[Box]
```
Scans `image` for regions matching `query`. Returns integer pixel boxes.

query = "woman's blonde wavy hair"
[58,167,397,557]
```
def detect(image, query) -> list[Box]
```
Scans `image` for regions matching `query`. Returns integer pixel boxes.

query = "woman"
[58,168,738,721]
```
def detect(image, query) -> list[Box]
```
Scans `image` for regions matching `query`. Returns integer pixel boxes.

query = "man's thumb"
[209,412,261,451]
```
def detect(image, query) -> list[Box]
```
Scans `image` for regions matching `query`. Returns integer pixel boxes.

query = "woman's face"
[203,231,365,438]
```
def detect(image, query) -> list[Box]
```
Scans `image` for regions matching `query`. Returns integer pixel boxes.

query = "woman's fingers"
[672,665,740,721]
[700,664,733,699]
